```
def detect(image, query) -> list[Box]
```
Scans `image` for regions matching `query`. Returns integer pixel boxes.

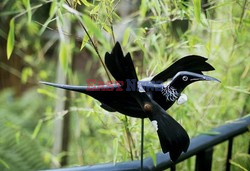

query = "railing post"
[226,138,233,171]
[195,147,213,171]
[170,165,176,171]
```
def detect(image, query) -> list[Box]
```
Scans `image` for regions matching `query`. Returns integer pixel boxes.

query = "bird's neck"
[161,85,180,102]
[169,79,188,92]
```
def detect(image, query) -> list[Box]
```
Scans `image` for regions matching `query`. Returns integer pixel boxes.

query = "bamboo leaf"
[0,159,9,169]
[49,0,57,17]
[32,120,43,139]
[22,0,31,23]
[113,137,119,164]
[193,0,201,24]
[122,27,131,46]
[82,14,102,39]
[149,145,157,166]
[81,0,92,7]
[230,160,248,171]
[139,0,147,18]
[80,34,90,50]
[37,88,60,99]
[7,19,15,59]
[59,41,68,72]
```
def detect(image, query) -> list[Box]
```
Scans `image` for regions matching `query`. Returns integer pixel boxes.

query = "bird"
[40,42,219,161]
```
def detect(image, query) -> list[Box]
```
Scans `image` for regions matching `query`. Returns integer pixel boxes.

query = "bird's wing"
[131,91,190,161]
[151,55,215,83]
[105,42,138,82]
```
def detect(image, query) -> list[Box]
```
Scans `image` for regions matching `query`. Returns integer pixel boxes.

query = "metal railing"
[44,116,250,171]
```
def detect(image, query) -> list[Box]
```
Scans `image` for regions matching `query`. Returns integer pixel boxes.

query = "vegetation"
[0,0,249,170]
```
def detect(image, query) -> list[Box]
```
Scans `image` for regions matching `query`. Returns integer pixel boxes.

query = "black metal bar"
[195,147,213,171]
[42,116,250,171]
[170,165,176,171]
[141,118,144,171]
[226,138,233,171]
[248,141,250,155]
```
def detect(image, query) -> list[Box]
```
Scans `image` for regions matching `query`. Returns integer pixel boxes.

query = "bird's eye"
[182,76,188,81]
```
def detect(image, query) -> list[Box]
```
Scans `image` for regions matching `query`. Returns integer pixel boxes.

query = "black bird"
[40,42,219,161]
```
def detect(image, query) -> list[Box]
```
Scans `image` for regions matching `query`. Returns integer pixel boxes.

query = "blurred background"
[0,0,249,170]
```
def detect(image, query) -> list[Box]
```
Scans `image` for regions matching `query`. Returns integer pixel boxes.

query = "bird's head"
[170,71,220,92]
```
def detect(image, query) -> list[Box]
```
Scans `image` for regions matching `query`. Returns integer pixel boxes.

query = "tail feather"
[150,113,190,161]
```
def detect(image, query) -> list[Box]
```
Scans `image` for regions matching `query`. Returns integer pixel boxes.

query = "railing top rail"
[43,116,250,171]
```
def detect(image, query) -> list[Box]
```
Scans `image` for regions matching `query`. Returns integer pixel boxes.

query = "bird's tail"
[150,113,190,161]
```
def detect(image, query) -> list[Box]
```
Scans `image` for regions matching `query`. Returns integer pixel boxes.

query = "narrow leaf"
[139,0,147,18]
[80,34,90,50]
[49,0,57,17]
[193,0,201,24]
[81,0,92,7]
[230,160,248,171]
[122,27,131,46]
[32,119,43,139]
[82,15,102,39]
[0,159,9,169]
[7,19,15,59]
[149,145,157,166]
[113,137,119,164]
[59,41,68,72]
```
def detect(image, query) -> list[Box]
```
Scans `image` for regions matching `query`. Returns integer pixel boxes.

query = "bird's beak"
[39,81,87,93]
[202,75,220,82]
[190,74,220,82]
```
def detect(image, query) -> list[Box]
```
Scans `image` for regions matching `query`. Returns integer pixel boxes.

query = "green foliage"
[0,89,51,171]
[7,19,15,59]
[0,0,249,170]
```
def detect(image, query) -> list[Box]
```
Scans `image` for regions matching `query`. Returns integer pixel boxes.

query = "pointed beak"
[190,75,220,83]
[39,81,87,92]
[202,75,220,82]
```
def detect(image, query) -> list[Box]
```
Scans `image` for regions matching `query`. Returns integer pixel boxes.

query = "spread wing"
[105,42,138,83]
[151,55,215,83]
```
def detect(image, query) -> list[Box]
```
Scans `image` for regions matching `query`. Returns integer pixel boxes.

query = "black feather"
[105,42,138,82]
[151,55,215,83]
[150,113,190,162]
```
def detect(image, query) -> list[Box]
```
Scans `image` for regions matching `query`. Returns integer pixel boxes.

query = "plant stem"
[78,21,112,81]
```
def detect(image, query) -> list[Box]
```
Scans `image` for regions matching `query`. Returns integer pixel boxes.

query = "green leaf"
[0,159,9,169]
[113,137,119,164]
[21,67,33,83]
[15,131,20,144]
[59,41,68,72]
[139,0,147,18]
[230,160,248,171]
[49,0,57,17]
[81,0,93,7]
[122,27,131,46]
[82,15,103,40]
[32,120,43,139]
[149,145,157,166]
[193,0,201,24]
[37,88,60,99]
[103,24,112,34]
[80,33,90,50]
[22,0,31,23]
[7,19,15,59]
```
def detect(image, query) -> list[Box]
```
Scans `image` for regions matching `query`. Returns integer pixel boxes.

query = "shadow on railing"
[44,116,250,171]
